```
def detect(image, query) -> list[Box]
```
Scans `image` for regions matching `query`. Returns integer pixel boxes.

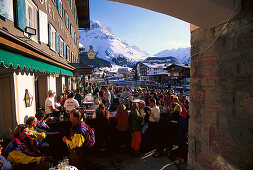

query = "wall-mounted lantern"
[24,89,33,107]
[25,27,36,39]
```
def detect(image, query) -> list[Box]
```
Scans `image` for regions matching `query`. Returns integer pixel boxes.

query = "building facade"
[136,62,169,83]
[165,63,190,85]
[0,0,87,138]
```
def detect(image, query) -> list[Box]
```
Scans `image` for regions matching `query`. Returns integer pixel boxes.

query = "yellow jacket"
[66,133,85,150]
[28,127,46,140]
[7,150,41,164]
[66,122,87,149]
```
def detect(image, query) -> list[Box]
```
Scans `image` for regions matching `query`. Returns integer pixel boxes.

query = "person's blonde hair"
[174,103,182,113]
[117,104,126,115]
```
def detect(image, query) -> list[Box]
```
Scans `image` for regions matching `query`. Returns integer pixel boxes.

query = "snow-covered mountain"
[154,47,191,64]
[79,20,153,65]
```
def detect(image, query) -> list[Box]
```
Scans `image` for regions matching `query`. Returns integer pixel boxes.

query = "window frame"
[49,23,57,51]
[64,10,69,29]
[71,52,74,63]
[51,0,56,6]
[66,46,70,61]
[58,0,63,18]
[25,0,38,42]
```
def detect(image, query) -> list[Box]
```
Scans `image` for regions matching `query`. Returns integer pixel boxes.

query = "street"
[84,148,187,170]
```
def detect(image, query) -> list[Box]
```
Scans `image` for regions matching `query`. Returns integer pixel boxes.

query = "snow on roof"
[100,65,132,72]
[79,43,85,49]
[142,62,172,69]
[169,63,191,69]
[154,72,168,75]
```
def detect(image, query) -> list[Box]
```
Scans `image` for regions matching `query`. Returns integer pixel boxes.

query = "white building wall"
[62,76,65,93]
[14,73,36,124]
[47,75,56,95]
[67,77,72,90]
[72,79,77,91]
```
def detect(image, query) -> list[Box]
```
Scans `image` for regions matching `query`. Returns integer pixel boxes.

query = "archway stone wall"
[188,0,253,169]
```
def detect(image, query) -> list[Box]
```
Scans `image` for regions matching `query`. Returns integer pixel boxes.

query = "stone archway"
[109,0,252,169]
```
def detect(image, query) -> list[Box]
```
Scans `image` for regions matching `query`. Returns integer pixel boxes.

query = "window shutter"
[39,10,48,44]
[15,0,26,31]
[48,23,51,47]
[55,32,58,52]
[37,11,40,41]
[57,35,61,54]
[56,0,59,11]
[65,10,67,28]
[64,10,66,25]
[74,8,75,20]
[63,42,66,58]
[68,49,70,61]
[62,6,64,19]
[67,17,69,29]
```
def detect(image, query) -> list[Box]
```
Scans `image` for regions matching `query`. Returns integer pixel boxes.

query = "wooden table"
[47,120,72,133]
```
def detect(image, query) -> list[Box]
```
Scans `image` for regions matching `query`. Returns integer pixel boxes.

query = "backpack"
[83,123,95,148]
[167,111,181,133]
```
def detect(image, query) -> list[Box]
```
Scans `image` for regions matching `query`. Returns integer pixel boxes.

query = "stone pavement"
[84,149,186,170]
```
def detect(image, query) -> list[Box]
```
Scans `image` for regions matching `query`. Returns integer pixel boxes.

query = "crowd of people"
[0,83,190,169]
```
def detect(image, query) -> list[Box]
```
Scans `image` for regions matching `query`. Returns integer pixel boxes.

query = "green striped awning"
[0,48,73,76]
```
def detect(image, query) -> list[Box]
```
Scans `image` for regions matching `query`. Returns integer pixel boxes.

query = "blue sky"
[90,0,190,55]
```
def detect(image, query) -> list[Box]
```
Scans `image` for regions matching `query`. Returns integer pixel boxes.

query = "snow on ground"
[99,64,132,72]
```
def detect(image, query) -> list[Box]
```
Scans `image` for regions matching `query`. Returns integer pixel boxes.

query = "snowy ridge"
[79,20,153,64]
[154,47,190,64]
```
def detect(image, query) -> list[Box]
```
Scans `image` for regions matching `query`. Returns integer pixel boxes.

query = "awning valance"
[0,49,73,76]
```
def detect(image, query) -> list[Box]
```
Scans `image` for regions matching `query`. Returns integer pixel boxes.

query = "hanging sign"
[87,45,95,59]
